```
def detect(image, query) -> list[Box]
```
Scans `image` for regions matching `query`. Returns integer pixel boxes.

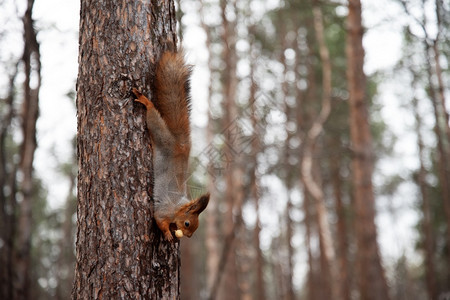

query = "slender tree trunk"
[423,0,450,282]
[433,0,450,146]
[270,236,285,300]
[400,0,450,286]
[285,193,296,300]
[253,189,265,300]
[293,17,317,300]
[218,0,240,299]
[423,39,450,282]
[55,161,77,300]
[16,1,41,298]
[301,5,339,299]
[346,1,390,299]
[432,41,450,145]
[411,73,438,300]
[430,41,450,274]
[329,136,351,300]
[302,186,316,300]
[180,238,196,300]
[278,19,296,300]
[246,38,266,300]
[0,62,19,300]
[200,1,220,293]
[248,41,266,300]
[236,225,252,300]
[73,1,180,298]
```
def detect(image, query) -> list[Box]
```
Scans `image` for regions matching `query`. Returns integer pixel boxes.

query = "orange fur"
[132,46,209,241]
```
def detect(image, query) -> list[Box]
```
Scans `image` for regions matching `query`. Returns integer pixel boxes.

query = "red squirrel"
[132,45,209,242]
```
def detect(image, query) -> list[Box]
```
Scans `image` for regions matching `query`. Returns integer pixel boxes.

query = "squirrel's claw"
[132,88,154,110]
[164,231,174,242]
[131,87,142,98]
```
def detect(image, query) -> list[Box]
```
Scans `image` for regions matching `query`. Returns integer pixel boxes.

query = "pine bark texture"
[346,1,390,299]
[73,1,180,299]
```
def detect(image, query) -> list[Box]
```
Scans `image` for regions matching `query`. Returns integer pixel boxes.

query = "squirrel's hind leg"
[132,88,154,110]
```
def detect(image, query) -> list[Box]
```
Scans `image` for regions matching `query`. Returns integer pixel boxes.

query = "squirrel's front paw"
[164,231,174,242]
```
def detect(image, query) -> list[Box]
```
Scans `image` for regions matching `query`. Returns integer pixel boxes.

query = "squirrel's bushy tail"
[154,48,192,138]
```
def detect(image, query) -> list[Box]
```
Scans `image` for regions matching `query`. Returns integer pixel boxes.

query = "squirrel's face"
[175,193,210,238]
[175,217,199,238]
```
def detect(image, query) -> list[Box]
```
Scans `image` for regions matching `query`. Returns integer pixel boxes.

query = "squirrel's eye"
[184,221,190,228]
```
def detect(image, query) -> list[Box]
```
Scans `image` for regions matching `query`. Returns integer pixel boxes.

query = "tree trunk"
[200,1,220,293]
[399,0,450,287]
[301,5,339,300]
[423,39,450,283]
[346,1,390,299]
[16,0,41,298]
[302,186,316,300]
[253,190,265,300]
[73,1,180,298]
[217,0,241,299]
[279,19,296,300]
[249,48,265,300]
[55,168,77,300]
[180,238,196,300]
[423,0,450,282]
[0,62,19,300]
[328,137,351,300]
[432,41,450,146]
[433,0,450,146]
[411,72,438,300]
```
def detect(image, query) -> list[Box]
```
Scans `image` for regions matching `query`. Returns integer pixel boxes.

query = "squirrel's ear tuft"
[191,193,209,215]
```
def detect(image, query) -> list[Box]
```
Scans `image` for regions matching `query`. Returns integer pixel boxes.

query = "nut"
[175,230,183,238]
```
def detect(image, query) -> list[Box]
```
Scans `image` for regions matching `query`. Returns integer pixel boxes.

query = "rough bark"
[73,1,180,299]
[346,1,390,299]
